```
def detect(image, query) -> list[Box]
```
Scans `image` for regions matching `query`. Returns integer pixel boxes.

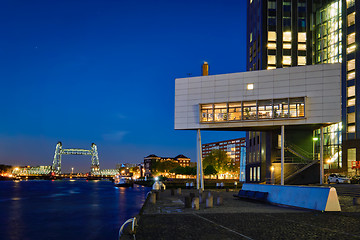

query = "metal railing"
[118,217,137,240]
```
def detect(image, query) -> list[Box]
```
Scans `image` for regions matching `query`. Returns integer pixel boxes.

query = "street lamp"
[71,167,74,174]
[270,166,275,184]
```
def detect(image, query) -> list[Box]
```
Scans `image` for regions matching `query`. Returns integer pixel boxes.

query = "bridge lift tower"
[52,142,100,174]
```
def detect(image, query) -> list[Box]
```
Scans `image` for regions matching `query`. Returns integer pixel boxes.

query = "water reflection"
[0,180,150,240]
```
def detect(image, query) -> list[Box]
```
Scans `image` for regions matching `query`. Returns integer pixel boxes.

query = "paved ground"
[121,187,360,240]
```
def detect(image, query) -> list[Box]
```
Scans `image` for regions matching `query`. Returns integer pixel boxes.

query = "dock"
[120,188,360,239]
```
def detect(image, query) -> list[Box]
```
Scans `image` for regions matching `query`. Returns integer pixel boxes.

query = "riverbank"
[121,188,360,240]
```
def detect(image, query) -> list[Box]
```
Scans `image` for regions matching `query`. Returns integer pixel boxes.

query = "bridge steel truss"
[52,142,100,174]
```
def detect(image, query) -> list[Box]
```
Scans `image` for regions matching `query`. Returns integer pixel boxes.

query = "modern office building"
[202,138,246,180]
[245,0,360,183]
[175,64,341,185]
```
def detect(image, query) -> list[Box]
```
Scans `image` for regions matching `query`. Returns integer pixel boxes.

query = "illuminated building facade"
[202,138,246,180]
[246,0,360,180]
[143,154,190,177]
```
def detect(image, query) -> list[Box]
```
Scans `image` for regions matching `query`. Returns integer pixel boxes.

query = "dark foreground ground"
[121,188,360,240]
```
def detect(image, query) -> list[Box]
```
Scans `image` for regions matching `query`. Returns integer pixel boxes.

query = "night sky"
[0,0,247,172]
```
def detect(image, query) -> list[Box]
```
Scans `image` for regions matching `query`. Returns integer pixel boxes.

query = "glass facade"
[200,97,305,123]
[314,123,342,170]
[314,0,342,64]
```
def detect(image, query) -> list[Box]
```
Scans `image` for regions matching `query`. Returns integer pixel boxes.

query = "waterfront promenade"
[121,188,360,240]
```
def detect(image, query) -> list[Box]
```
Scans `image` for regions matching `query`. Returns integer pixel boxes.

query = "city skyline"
[0,0,247,172]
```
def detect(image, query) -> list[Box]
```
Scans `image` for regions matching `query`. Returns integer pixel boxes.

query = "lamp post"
[71,167,74,174]
[270,166,275,185]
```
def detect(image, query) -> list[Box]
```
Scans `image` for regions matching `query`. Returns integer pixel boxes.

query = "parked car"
[327,174,350,184]
[350,175,360,184]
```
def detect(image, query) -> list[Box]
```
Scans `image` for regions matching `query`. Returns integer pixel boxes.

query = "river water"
[0,180,150,240]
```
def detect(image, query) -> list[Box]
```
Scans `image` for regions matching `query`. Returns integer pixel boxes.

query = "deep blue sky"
[0,0,247,172]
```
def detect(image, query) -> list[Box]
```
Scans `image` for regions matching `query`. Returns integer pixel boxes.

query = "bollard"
[185,196,192,208]
[189,192,195,201]
[155,191,160,200]
[234,181,238,189]
[192,197,200,210]
[186,182,189,189]
[150,193,156,204]
[199,192,206,203]
[216,183,220,189]
[220,182,224,189]
[171,189,175,196]
[190,182,194,189]
[206,196,213,208]
[353,197,360,205]
[216,196,223,206]
[177,188,182,195]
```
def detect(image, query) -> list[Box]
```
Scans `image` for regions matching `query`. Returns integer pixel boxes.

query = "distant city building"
[116,163,138,169]
[144,154,190,177]
[202,138,246,180]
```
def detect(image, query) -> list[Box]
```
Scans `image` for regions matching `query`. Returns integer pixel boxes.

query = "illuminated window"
[214,103,227,122]
[348,71,356,80]
[243,101,257,120]
[247,83,254,90]
[228,103,242,121]
[298,44,306,51]
[347,59,355,72]
[283,56,291,65]
[273,98,289,118]
[258,100,273,119]
[347,0,355,8]
[298,32,306,42]
[298,56,306,65]
[289,98,305,118]
[268,55,276,65]
[347,98,356,107]
[348,33,356,45]
[267,66,276,70]
[348,125,355,133]
[347,44,356,54]
[250,32,253,42]
[347,12,355,27]
[348,86,355,97]
[268,43,276,49]
[201,104,213,122]
[268,1,276,9]
[348,112,355,124]
[283,32,292,42]
[268,31,276,41]
[283,43,291,49]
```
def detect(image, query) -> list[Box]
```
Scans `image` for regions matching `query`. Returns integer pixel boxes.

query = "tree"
[170,166,185,175]
[203,149,234,176]
[184,166,196,175]
[204,165,217,175]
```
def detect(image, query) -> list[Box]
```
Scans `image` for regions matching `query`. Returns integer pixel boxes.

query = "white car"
[327,174,350,184]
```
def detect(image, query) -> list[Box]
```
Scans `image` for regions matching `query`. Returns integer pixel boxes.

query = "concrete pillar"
[196,129,204,191]
[196,129,201,189]
[281,125,285,185]
[320,126,324,185]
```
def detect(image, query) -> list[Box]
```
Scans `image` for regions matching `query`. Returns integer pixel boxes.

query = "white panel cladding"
[174,63,341,130]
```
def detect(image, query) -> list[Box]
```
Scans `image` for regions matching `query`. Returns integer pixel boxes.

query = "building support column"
[196,129,204,190]
[281,125,285,185]
[320,126,324,185]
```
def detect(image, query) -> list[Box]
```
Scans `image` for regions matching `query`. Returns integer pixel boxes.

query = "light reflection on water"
[0,180,150,240]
